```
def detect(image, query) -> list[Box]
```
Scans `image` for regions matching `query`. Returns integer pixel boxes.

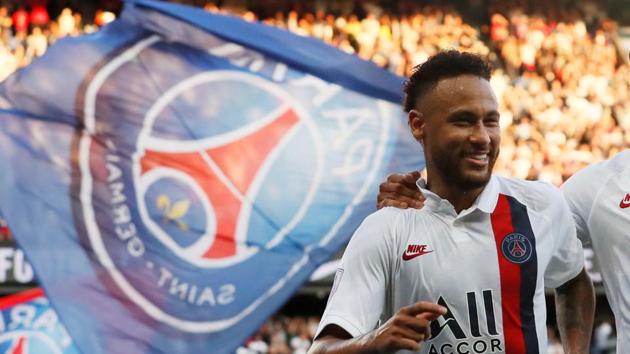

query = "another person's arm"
[544,188,594,354]
[557,164,602,353]
[376,171,424,209]
[554,268,594,354]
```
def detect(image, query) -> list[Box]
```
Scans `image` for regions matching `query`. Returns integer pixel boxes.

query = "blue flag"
[0,1,423,353]
[0,289,81,354]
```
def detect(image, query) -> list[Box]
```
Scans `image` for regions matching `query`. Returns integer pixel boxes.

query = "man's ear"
[408,109,425,144]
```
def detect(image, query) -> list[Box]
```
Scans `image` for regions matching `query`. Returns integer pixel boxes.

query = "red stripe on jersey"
[491,194,525,354]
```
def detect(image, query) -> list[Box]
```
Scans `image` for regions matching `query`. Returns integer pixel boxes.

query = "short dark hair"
[403,50,492,112]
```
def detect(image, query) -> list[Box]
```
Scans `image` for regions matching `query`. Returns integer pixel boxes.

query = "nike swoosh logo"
[402,250,433,261]
[621,193,630,209]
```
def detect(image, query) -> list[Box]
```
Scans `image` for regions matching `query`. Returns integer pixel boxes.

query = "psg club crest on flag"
[0,289,80,354]
[75,34,395,332]
[501,233,533,264]
[0,1,422,353]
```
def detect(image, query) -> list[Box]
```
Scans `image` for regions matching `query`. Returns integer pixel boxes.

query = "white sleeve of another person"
[314,208,399,339]
[560,163,602,246]
[543,189,585,289]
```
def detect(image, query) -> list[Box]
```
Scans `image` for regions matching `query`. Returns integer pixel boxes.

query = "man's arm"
[554,268,595,354]
[308,302,446,354]
[377,171,424,209]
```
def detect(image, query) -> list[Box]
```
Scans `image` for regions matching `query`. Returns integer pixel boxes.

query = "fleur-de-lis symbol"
[156,194,190,231]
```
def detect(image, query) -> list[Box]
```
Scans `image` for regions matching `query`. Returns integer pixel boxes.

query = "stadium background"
[0,0,628,352]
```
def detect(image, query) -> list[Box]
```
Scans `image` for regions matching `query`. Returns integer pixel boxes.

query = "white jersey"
[316,176,584,354]
[561,149,630,353]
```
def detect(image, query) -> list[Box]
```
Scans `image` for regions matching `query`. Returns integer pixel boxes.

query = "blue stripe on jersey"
[506,195,539,354]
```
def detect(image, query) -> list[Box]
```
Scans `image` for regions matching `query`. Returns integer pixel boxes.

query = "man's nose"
[469,121,491,145]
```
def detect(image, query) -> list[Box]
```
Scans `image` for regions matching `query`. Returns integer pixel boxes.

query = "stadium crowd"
[0,1,627,184]
[204,0,630,185]
[0,1,626,353]
[236,315,321,354]
[0,2,116,81]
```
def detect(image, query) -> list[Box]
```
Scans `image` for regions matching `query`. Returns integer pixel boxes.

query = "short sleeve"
[314,208,399,338]
[561,165,599,246]
[543,191,585,288]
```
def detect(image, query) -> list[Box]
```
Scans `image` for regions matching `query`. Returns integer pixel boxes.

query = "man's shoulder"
[365,207,417,226]
[608,149,630,170]
[359,207,424,237]
[565,150,630,188]
[347,207,416,251]
[493,175,563,212]
[561,150,630,207]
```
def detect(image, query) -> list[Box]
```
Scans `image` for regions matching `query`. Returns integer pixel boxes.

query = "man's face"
[409,75,500,190]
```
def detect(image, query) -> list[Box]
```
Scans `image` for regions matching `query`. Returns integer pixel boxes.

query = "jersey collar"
[416,175,499,215]
[475,176,499,214]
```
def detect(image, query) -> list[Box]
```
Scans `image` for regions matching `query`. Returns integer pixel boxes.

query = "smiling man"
[309,51,594,354]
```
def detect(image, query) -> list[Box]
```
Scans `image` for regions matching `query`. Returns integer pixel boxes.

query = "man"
[309,50,594,354]
[563,150,630,352]
[377,125,630,354]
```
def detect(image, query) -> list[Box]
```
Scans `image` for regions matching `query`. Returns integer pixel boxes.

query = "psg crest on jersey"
[73,35,393,333]
[501,233,533,264]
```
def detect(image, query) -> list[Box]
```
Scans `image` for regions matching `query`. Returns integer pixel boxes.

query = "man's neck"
[425,177,486,214]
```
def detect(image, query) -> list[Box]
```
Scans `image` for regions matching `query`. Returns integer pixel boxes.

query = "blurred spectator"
[57,8,75,37]
[0,217,10,241]
[0,44,18,81]
[26,26,47,59]
[30,5,49,28]
[94,10,116,28]
[0,6,12,44]
[11,7,28,34]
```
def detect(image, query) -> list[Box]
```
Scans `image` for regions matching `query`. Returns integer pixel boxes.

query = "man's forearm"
[308,332,377,354]
[555,268,595,354]
[310,303,442,354]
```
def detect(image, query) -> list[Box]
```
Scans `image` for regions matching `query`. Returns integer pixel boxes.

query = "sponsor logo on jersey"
[501,233,533,264]
[427,291,503,354]
[620,193,630,209]
[402,244,433,261]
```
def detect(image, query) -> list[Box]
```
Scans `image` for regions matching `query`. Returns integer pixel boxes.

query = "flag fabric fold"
[0,1,423,353]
